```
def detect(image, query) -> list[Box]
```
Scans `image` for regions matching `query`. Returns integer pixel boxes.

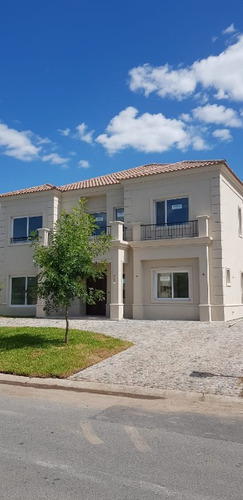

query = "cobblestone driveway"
[0,317,242,397]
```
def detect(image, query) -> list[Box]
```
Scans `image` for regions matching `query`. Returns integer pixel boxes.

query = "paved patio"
[0,317,242,397]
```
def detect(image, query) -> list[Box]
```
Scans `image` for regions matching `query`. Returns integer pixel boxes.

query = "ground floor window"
[154,271,189,299]
[11,276,37,306]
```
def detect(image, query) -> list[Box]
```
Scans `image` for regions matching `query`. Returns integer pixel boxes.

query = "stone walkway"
[0,317,242,397]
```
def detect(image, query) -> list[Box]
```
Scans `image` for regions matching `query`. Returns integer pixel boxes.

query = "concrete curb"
[0,373,243,407]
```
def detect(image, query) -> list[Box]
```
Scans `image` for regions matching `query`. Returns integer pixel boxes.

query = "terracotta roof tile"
[0,183,57,198]
[1,159,240,198]
[58,159,227,192]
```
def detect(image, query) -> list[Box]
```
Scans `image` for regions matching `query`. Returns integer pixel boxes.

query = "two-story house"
[0,159,242,321]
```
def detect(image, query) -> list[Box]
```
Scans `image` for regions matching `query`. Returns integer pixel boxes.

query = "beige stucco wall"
[122,168,214,225]
[0,192,60,316]
[130,239,211,321]
[60,185,124,225]
[218,172,243,321]
[142,258,199,320]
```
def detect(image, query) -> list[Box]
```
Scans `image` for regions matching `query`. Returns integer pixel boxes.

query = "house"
[0,159,242,322]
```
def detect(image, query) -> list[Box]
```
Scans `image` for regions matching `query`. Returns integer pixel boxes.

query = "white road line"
[80,421,103,445]
[125,425,150,452]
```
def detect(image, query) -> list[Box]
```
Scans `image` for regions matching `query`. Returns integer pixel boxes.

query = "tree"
[32,199,112,343]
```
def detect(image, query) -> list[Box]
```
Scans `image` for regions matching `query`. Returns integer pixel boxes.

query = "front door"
[86,276,107,316]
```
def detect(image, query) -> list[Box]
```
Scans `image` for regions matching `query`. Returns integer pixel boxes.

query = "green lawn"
[0,327,132,378]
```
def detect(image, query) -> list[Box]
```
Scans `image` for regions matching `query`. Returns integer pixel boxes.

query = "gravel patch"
[0,317,242,397]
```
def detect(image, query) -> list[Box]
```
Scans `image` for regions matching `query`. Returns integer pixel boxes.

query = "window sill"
[153,298,191,302]
[10,304,36,307]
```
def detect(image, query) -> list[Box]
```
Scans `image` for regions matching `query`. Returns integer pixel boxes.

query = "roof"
[0,159,241,198]
[58,159,227,192]
[0,183,57,198]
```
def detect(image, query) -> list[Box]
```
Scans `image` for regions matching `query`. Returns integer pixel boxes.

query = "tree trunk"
[65,306,69,344]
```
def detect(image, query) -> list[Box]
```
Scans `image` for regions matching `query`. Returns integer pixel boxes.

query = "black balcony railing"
[141,220,198,240]
[92,225,111,237]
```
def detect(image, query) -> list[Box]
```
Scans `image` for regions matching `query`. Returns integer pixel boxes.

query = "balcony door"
[156,198,188,225]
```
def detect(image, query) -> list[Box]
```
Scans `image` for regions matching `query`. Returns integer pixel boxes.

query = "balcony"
[92,225,111,237]
[141,221,199,241]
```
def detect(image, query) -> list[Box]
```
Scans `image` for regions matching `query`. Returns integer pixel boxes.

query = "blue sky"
[0,0,243,193]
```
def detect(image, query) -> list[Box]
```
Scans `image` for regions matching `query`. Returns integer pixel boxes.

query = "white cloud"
[222,24,236,35]
[57,128,70,136]
[76,123,94,144]
[192,104,242,127]
[129,64,196,100]
[212,129,232,142]
[180,113,191,122]
[42,153,70,165]
[35,135,52,145]
[96,106,208,154]
[190,134,209,150]
[0,123,40,161]
[129,35,243,102]
[78,159,90,168]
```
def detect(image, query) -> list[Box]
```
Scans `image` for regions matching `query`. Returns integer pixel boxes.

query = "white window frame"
[152,268,191,302]
[10,276,37,307]
[11,215,43,244]
[226,268,231,287]
[153,196,189,225]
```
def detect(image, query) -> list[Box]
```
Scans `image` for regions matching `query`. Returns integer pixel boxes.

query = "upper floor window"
[114,208,124,222]
[11,276,37,305]
[92,212,107,235]
[11,216,42,243]
[156,198,188,226]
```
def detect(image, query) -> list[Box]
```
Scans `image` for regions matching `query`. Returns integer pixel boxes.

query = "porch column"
[199,244,211,321]
[110,221,124,241]
[36,228,50,318]
[110,248,124,320]
[132,251,144,319]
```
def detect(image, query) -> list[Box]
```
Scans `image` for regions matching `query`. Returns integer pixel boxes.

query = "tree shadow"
[0,333,64,351]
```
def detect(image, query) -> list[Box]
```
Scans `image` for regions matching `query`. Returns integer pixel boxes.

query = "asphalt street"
[0,385,242,500]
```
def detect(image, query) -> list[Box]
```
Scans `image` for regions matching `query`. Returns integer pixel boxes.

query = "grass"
[0,326,132,378]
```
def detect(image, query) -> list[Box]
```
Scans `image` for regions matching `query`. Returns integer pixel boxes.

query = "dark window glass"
[93,212,107,235]
[122,273,125,301]
[11,277,37,305]
[167,198,188,224]
[27,277,38,305]
[156,201,165,225]
[29,216,42,237]
[115,208,124,222]
[11,277,26,305]
[13,218,27,242]
[173,272,189,298]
